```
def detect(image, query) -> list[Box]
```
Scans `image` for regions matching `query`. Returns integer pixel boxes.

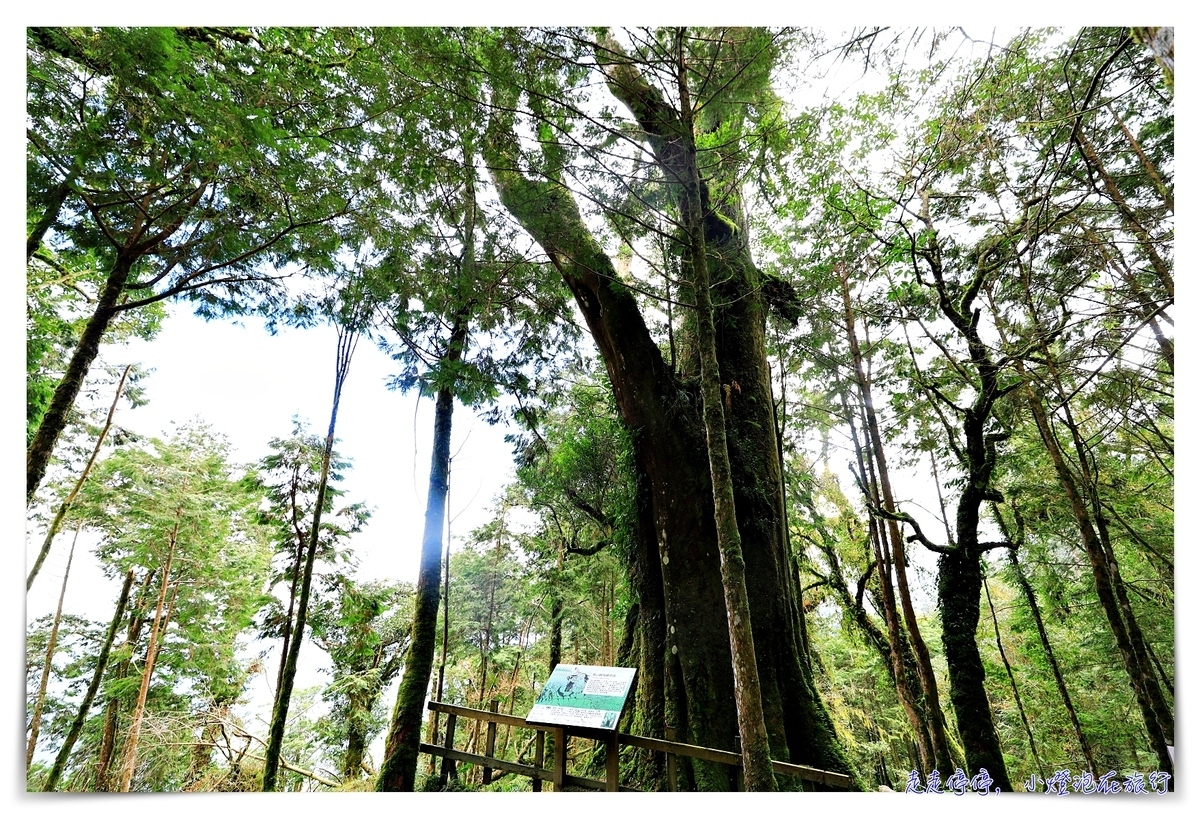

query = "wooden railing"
[420,700,854,792]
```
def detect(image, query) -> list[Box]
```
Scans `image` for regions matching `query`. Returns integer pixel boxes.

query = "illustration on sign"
[526,664,636,731]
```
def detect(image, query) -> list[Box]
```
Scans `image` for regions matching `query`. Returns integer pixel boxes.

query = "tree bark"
[117,514,180,792]
[27,254,133,503]
[484,34,856,789]
[27,523,80,768]
[28,364,131,591]
[41,569,134,791]
[376,320,467,791]
[263,327,357,791]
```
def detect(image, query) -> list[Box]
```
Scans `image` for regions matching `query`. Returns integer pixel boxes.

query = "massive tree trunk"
[483,38,855,790]
[376,318,467,792]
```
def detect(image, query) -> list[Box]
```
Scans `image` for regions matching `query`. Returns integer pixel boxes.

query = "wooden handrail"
[424,700,853,790]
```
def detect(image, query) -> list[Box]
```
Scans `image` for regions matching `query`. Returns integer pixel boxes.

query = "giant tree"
[478,27,855,788]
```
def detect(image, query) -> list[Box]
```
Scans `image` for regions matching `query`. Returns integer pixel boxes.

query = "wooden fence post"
[426,711,439,773]
[552,728,568,791]
[665,725,677,792]
[439,712,457,786]
[532,728,545,792]
[605,731,620,792]
[482,699,499,785]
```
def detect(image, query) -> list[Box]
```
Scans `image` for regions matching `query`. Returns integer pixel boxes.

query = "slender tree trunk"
[1075,130,1173,301]
[1113,110,1173,213]
[993,507,1098,775]
[983,573,1044,777]
[117,515,180,792]
[674,33,773,791]
[28,364,131,591]
[27,522,80,767]
[42,569,134,791]
[1021,369,1173,775]
[96,568,156,790]
[425,488,454,773]
[263,327,358,791]
[838,388,935,773]
[376,320,467,792]
[838,284,955,773]
[274,469,309,699]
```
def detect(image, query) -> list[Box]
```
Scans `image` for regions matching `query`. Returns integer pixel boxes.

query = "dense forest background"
[24,25,1174,793]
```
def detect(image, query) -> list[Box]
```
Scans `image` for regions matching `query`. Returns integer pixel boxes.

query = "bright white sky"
[9,4,1193,812]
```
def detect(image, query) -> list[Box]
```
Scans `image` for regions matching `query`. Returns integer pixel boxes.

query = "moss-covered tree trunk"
[674,34,774,790]
[27,254,132,503]
[376,319,467,792]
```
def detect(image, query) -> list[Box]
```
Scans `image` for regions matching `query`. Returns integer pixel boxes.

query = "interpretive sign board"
[525,664,636,731]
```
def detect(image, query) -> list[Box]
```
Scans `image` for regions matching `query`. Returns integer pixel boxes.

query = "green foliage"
[309,575,413,779]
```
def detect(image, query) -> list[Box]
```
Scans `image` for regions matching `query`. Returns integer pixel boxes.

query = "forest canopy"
[25,25,1173,794]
